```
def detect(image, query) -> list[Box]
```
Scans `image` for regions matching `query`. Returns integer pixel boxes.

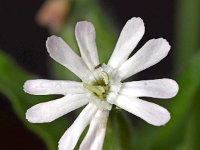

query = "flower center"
[83,71,110,100]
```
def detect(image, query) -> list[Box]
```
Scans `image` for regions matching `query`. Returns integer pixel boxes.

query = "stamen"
[101,71,109,85]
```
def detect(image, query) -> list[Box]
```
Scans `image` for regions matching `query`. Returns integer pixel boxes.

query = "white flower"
[24,17,179,150]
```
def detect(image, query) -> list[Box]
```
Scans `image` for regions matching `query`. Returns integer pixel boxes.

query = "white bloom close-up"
[24,17,179,150]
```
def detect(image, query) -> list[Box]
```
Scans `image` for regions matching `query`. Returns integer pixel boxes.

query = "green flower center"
[83,71,110,100]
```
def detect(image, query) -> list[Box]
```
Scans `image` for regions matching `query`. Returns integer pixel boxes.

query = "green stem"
[174,0,200,73]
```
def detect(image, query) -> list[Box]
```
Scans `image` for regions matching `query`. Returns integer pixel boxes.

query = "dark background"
[0,0,175,149]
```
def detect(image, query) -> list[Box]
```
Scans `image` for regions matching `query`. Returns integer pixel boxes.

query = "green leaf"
[104,110,133,150]
[0,51,70,150]
[174,0,200,70]
[176,109,200,150]
[150,51,200,150]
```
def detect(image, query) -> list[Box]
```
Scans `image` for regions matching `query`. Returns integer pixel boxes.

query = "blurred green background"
[0,0,200,149]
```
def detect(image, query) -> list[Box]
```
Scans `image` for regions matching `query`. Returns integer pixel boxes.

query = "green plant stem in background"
[177,98,200,150]
[104,111,133,150]
[174,0,200,73]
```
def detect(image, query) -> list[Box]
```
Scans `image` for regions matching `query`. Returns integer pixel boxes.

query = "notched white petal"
[58,103,98,150]
[113,95,170,126]
[75,21,100,70]
[26,94,89,123]
[23,79,86,95]
[108,17,145,68]
[120,78,179,99]
[80,110,109,150]
[46,35,94,82]
[118,38,170,80]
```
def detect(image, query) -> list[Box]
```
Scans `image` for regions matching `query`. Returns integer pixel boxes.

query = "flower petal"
[24,79,85,95]
[108,17,145,68]
[58,103,98,150]
[75,21,100,70]
[26,94,89,123]
[118,38,170,80]
[79,109,109,150]
[46,35,94,82]
[120,79,179,99]
[113,95,170,126]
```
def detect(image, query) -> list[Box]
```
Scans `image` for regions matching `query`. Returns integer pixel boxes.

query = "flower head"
[24,17,179,150]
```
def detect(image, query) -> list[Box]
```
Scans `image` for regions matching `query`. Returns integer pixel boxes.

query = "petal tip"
[129,17,145,30]
[26,108,37,123]
[129,17,144,24]
[23,80,42,95]
[46,35,59,44]
[161,78,179,98]
[46,35,61,52]
[158,38,171,51]
[23,80,33,94]
[76,20,92,26]
[153,109,171,126]
[148,38,171,58]
[75,21,95,36]
[26,106,52,123]
[168,79,179,98]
